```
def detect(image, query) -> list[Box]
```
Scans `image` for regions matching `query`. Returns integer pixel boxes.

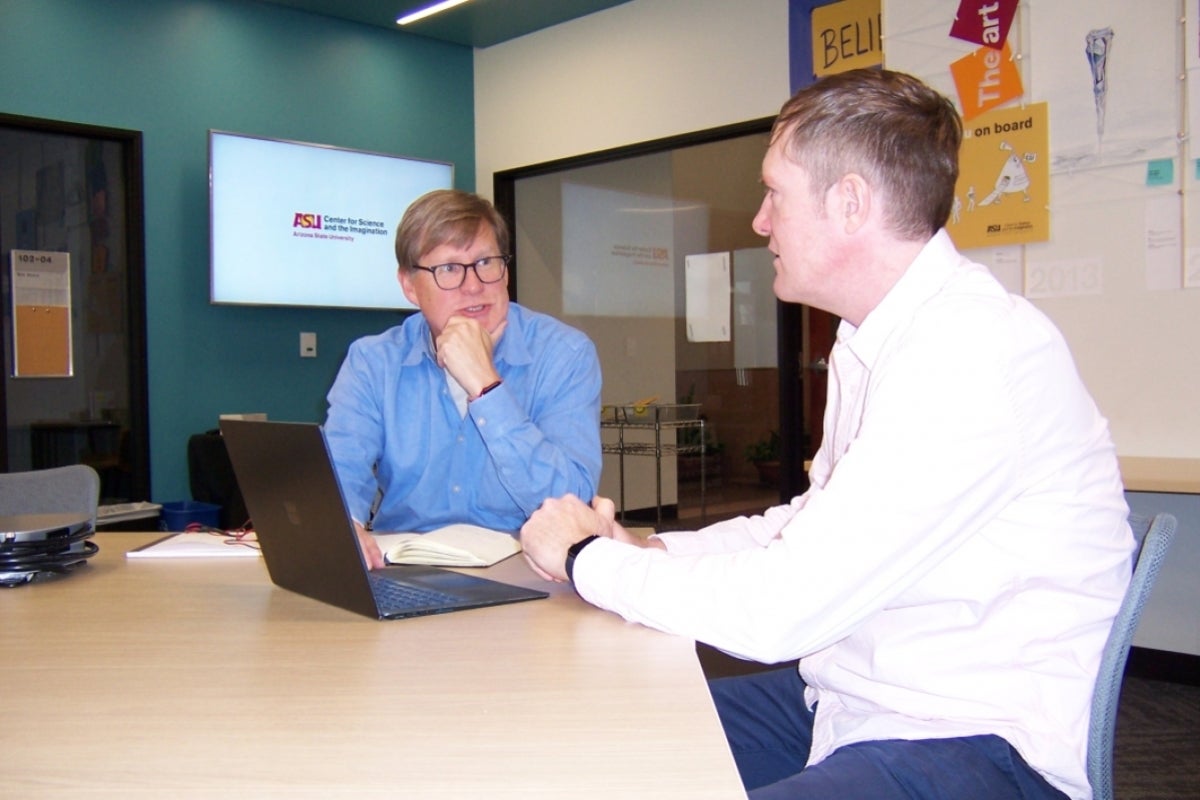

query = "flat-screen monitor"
[209,130,453,310]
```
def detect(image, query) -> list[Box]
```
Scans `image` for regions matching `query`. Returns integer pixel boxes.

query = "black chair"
[187,430,249,530]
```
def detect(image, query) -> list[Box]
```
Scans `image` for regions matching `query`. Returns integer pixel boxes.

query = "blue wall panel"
[0,0,474,502]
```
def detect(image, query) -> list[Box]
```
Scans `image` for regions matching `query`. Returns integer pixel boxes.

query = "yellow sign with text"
[948,102,1050,250]
[811,0,882,77]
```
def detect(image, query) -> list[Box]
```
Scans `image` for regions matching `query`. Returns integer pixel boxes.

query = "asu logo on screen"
[293,213,323,229]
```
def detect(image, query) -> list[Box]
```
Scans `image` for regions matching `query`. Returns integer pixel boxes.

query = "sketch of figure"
[1086,27,1114,142]
[951,194,962,224]
[966,185,976,212]
[979,142,1037,206]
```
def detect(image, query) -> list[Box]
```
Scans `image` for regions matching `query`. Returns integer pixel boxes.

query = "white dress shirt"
[575,231,1132,800]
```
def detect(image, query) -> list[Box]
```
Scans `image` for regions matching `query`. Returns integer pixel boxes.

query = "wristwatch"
[565,535,599,583]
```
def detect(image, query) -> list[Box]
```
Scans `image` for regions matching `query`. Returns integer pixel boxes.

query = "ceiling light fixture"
[396,0,472,26]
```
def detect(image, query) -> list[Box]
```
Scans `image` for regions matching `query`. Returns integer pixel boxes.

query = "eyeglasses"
[411,255,510,290]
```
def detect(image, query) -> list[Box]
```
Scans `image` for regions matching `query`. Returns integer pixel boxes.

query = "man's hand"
[354,521,385,570]
[586,496,663,548]
[520,494,663,582]
[520,494,604,582]
[435,316,507,397]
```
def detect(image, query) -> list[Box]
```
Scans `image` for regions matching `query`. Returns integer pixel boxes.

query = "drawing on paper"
[978,142,1037,206]
[1085,27,1114,142]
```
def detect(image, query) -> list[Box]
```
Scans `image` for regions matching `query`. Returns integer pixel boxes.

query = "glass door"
[497,121,805,528]
[0,114,149,503]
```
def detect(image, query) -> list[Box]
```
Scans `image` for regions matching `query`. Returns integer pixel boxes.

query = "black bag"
[187,429,249,530]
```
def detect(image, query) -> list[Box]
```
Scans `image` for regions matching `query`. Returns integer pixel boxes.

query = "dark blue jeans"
[707,667,1070,800]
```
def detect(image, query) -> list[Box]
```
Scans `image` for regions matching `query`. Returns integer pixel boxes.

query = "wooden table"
[1118,456,1200,494]
[2,533,745,798]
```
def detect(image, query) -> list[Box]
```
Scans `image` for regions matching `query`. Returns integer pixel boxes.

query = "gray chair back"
[0,464,101,529]
[1087,512,1178,800]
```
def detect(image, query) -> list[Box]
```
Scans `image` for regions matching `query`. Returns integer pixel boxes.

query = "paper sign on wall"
[10,250,73,377]
[685,252,731,343]
[811,0,882,77]
[949,0,1018,50]
[950,41,1024,121]
[948,102,1050,250]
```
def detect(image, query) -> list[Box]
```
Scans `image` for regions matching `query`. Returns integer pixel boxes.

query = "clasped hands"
[520,494,664,582]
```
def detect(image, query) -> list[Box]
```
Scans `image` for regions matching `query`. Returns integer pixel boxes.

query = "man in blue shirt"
[324,189,602,568]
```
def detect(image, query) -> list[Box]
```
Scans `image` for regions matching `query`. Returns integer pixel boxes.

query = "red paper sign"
[949,0,1018,50]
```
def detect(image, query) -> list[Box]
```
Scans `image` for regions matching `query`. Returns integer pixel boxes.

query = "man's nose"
[752,202,770,237]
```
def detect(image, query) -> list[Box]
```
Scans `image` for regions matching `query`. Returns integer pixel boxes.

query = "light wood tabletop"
[1119,457,1200,494]
[3,533,745,798]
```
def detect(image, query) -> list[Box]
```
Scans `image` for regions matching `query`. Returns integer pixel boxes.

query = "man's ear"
[838,173,871,234]
[398,268,420,307]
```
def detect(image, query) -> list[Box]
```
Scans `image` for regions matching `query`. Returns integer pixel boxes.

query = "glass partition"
[501,125,795,527]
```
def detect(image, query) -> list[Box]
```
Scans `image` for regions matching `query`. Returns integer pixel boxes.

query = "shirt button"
[477,417,487,426]
[452,485,461,494]
[457,435,464,443]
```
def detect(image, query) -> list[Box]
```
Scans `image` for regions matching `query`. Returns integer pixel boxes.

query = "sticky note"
[1146,158,1174,187]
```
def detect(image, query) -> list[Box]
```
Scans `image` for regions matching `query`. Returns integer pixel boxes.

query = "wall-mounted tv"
[209,130,453,310]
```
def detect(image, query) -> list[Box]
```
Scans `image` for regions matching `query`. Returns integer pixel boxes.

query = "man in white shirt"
[520,69,1132,800]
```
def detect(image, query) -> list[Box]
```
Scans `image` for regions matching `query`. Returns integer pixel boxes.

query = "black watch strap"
[565,535,600,583]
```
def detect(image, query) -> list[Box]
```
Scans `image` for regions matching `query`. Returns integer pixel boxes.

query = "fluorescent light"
[396,0,472,25]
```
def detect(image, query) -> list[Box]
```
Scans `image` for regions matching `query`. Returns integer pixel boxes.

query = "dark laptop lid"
[220,419,384,617]
[218,419,547,619]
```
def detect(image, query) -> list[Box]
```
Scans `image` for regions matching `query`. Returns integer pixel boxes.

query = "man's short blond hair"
[394,189,509,272]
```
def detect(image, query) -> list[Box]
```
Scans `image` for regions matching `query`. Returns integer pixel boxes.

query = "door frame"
[0,112,149,500]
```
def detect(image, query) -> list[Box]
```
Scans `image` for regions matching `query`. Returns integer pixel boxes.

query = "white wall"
[474,0,790,199]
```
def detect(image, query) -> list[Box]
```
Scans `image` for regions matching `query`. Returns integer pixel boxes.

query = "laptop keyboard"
[369,573,461,610]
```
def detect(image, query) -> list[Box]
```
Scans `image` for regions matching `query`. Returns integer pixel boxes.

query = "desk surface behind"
[1119,456,1200,494]
[5,533,744,798]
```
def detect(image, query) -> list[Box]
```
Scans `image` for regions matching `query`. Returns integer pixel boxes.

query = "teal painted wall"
[0,0,474,503]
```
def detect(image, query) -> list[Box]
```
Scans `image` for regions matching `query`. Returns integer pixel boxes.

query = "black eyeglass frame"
[411,255,511,290]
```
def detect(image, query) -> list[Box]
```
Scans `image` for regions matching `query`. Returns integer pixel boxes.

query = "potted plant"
[676,425,723,482]
[744,430,780,487]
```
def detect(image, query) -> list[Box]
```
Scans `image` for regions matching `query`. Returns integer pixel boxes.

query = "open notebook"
[374,523,521,567]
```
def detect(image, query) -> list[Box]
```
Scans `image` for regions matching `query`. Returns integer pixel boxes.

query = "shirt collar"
[839,229,963,369]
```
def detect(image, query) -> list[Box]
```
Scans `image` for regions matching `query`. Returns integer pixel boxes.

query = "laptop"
[219,418,548,619]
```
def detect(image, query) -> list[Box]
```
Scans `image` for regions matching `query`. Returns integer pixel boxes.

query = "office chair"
[0,463,101,526]
[0,464,102,585]
[1087,511,1178,800]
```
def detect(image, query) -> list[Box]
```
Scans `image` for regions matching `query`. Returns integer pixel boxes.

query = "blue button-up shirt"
[324,303,602,533]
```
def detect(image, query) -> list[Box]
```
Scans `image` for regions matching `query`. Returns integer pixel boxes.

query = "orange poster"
[950,41,1023,121]
[14,305,71,376]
